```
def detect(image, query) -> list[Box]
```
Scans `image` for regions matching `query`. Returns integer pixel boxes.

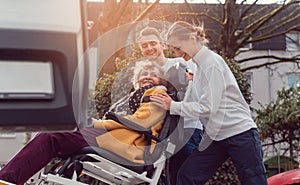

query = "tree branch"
[242,1,299,39]
[174,12,224,25]
[184,0,200,25]
[241,59,300,72]
[133,0,159,22]
[238,54,300,64]
[262,136,300,147]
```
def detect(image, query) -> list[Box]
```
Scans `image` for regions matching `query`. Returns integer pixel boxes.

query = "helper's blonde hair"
[167,21,208,45]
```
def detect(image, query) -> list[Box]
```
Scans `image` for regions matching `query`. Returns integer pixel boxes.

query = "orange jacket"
[93,86,167,164]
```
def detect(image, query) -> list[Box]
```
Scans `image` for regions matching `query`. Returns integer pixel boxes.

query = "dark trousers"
[176,128,268,185]
[170,128,203,185]
[0,128,105,185]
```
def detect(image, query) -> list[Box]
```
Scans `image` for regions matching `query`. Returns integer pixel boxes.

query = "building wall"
[237,50,300,109]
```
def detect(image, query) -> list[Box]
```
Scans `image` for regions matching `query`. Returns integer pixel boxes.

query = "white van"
[0,0,89,131]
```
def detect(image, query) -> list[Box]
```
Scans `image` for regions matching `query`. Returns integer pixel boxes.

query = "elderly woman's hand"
[91,118,100,127]
[150,93,173,110]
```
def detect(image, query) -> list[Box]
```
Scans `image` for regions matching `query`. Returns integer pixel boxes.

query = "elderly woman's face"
[138,69,161,87]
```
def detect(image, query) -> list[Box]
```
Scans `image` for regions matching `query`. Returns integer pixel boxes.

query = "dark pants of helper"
[176,128,268,185]
[0,128,105,185]
[170,128,203,185]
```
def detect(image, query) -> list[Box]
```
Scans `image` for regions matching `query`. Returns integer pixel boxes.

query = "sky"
[87,0,282,4]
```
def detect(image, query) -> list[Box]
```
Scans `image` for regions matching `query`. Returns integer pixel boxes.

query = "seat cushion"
[77,146,152,174]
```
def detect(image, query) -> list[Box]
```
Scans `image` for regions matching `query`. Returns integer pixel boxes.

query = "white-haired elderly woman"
[0,60,168,185]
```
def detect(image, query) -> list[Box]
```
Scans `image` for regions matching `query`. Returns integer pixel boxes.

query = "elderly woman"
[0,60,168,185]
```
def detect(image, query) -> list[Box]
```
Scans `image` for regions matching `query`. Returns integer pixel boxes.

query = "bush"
[205,158,240,185]
[255,87,300,158]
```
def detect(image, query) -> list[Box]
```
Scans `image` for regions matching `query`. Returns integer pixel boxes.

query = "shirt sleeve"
[170,65,225,119]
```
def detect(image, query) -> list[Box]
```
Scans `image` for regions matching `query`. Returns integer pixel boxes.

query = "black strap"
[142,96,151,103]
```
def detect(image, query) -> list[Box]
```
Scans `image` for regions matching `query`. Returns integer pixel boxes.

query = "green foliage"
[226,58,252,104]
[94,73,116,118]
[87,89,100,119]
[205,158,240,185]
[255,87,300,148]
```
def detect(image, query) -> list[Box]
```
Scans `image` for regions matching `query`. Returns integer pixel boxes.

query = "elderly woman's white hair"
[132,59,166,89]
